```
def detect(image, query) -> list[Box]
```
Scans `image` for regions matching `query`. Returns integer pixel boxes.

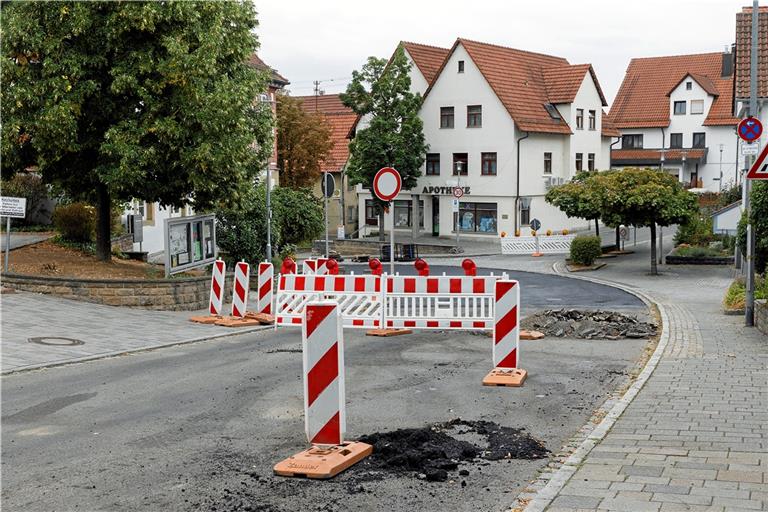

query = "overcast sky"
[257,0,753,106]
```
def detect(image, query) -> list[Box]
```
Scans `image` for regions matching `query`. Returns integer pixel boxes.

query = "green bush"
[675,213,715,246]
[570,235,602,266]
[737,181,768,274]
[672,246,726,258]
[52,202,96,242]
[723,275,768,310]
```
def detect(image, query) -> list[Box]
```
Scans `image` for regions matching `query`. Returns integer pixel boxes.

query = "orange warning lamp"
[280,257,296,275]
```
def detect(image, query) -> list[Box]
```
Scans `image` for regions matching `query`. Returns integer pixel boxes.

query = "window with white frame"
[690,100,704,115]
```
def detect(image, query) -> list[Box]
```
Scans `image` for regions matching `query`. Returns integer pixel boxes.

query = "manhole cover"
[28,337,85,346]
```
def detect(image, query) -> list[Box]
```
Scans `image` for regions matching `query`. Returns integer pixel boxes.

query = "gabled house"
[295,94,359,237]
[609,52,740,190]
[355,38,615,238]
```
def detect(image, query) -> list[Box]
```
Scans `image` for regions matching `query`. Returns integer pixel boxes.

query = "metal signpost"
[163,213,217,277]
[0,196,26,272]
[453,185,463,250]
[372,167,402,275]
[530,218,542,255]
[322,172,335,257]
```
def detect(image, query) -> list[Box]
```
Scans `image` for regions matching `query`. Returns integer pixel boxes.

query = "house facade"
[356,39,616,239]
[295,94,359,238]
[609,52,741,190]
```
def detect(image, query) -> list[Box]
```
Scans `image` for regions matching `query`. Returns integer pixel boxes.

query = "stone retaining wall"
[755,299,768,336]
[2,272,234,311]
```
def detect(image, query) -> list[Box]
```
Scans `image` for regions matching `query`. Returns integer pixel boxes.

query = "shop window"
[394,200,424,228]
[453,153,468,175]
[576,109,584,130]
[588,153,595,171]
[575,153,583,172]
[670,133,683,149]
[440,107,454,128]
[426,153,440,175]
[467,105,482,127]
[544,152,552,174]
[365,199,379,225]
[481,152,497,175]
[455,202,497,233]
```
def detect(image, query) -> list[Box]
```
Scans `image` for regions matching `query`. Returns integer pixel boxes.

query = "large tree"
[2,1,273,260]
[545,171,607,237]
[341,47,428,239]
[276,94,333,189]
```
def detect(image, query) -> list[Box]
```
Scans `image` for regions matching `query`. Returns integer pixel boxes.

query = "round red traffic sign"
[372,167,402,202]
[738,116,763,142]
[452,187,464,199]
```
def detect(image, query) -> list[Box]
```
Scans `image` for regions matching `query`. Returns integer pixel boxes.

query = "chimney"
[722,48,733,77]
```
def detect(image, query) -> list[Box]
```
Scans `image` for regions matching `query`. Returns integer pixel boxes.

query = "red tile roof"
[612,148,707,163]
[400,41,450,84]
[424,39,609,135]
[609,53,738,129]
[296,94,357,172]
[601,111,621,137]
[735,6,768,99]
[247,54,289,86]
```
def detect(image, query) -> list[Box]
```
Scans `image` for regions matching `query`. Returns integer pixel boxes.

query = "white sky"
[257,0,753,106]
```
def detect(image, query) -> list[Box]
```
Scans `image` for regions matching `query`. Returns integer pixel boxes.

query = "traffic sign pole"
[745,0,758,327]
[4,216,10,273]
[372,167,402,274]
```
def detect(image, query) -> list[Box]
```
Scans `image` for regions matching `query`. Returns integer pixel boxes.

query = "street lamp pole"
[659,150,665,265]
[266,164,272,262]
[455,161,462,252]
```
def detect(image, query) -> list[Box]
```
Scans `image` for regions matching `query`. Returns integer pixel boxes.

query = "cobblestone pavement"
[471,238,768,512]
[0,292,266,373]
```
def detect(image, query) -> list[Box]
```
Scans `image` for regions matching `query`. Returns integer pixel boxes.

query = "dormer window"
[458,60,465,73]
[544,103,561,120]
[691,100,704,115]
[686,81,692,90]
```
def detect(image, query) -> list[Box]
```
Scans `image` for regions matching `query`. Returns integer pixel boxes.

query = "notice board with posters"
[164,213,217,276]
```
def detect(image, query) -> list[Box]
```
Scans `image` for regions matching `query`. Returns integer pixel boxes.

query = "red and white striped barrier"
[231,261,250,318]
[257,262,273,315]
[209,259,226,315]
[302,258,330,275]
[303,302,345,445]
[483,280,527,386]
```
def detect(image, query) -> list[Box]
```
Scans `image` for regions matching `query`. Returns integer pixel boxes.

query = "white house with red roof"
[356,38,617,238]
[609,51,741,190]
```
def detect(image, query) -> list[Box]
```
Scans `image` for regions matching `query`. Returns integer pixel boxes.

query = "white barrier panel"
[383,275,506,330]
[302,258,330,275]
[209,259,226,315]
[276,274,383,329]
[231,261,250,318]
[257,262,273,315]
[500,234,576,255]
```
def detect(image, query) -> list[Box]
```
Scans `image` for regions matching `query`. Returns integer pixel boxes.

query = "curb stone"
[1,325,272,376]
[511,260,669,512]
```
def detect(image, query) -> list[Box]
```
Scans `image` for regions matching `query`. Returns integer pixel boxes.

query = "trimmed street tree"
[276,94,333,189]
[341,47,428,239]
[545,171,606,237]
[600,168,698,275]
[2,1,273,261]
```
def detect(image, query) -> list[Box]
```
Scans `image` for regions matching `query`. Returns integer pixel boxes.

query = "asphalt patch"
[355,419,548,482]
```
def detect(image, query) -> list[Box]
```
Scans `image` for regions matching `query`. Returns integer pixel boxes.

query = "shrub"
[672,246,726,258]
[570,235,602,266]
[1,173,51,226]
[675,213,715,246]
[52,202,96,242]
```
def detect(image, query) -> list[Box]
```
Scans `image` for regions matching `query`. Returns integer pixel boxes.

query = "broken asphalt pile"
[356,419,548,483]
[521,309,656,339]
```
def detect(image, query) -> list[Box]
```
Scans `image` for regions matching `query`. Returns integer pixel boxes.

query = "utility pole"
[313,80,320,111]
[745,0,759,326]
[719,144,724,192]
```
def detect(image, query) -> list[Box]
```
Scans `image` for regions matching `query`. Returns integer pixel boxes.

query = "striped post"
[257,262,273,315]
[493,280,520,368]
[231,261,250,318]
[303,302,345,446]
[209,259,226,315]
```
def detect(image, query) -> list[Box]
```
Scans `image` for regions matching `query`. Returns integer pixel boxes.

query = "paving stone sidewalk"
[0,291,266,373]
[495,245,768,511]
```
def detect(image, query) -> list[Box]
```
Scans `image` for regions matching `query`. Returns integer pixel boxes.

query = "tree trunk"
[95,183,111,262]
[594,218,600,238]
[649,223,657,276]
[615,226,621,252]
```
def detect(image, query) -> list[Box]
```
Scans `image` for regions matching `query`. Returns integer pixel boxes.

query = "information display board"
[164,213,217,276]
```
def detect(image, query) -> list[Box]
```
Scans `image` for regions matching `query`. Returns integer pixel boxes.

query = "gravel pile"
[521,309,656,339]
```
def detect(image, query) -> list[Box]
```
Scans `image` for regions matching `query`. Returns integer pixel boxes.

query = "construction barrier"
[500,234,576,255]
[231,261,250,318]
[274,302,372,478]
[483,280,527,386]
[209,259,226,315]
[257,262,273,315]
[303,258,330,275]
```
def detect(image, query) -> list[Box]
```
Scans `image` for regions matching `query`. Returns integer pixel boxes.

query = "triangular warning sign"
[747,143,768,179]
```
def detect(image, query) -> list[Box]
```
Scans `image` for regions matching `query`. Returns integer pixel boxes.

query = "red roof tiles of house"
[612,148,707,163]
[247,54,289,86]
[609,52,738,129]
[601,111,621,137]
[296,94,357,172]
[424,38,608,135]
[400,41,450,84]
[735,6,768,99]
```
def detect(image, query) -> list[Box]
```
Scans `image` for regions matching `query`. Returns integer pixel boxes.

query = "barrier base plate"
[520,330,545,340]
[189,315,222,324]
[214,316,262,327]
[483,368,527,387]
[531,252,544,257]
[365,329,413,337]
[274,442,373,479]
[245,312,275,325]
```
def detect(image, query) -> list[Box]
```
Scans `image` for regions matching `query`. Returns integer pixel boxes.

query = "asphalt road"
[2,323,650,512]
[343,264,645,311]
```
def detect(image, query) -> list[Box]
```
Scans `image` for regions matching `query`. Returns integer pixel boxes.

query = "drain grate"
[28,337,85,346]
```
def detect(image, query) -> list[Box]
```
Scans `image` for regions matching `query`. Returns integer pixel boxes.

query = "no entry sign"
[738,117,763,143]
[373,167,401,202]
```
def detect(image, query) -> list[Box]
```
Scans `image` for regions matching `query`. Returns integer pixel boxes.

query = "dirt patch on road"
[521,309,656,339]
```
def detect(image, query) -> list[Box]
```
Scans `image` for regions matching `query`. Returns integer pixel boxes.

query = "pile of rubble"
[521,309,656,340]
